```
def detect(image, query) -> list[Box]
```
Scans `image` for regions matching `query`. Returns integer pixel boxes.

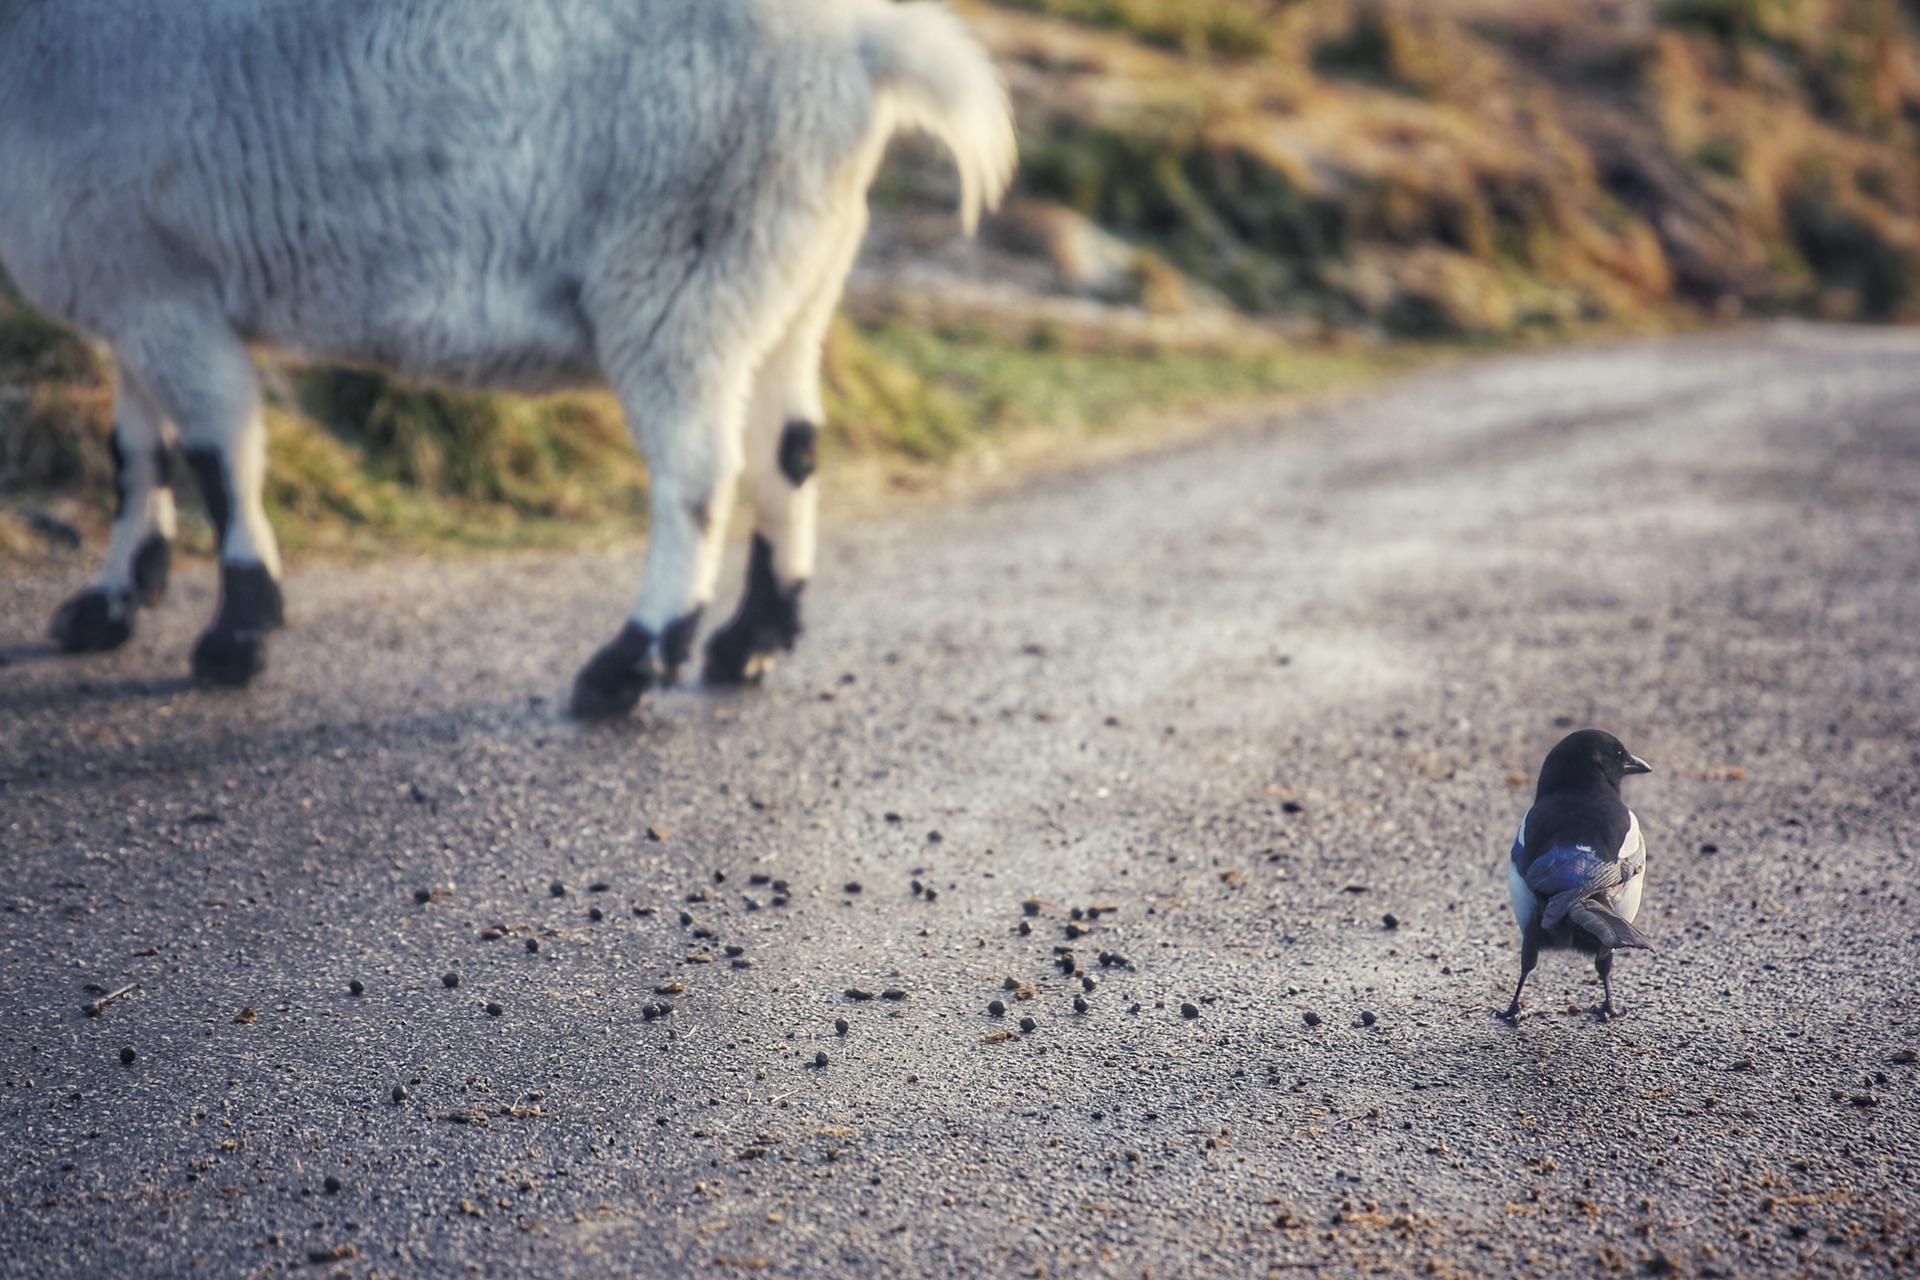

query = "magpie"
[1500,729,1654,1021]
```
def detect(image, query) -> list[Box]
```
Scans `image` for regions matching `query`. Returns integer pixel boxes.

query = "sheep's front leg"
[49,366,177,652]
[572,385,745,719]
[120,319,285,684]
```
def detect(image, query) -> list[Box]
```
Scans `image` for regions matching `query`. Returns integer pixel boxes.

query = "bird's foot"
[1497,1003,1522,1023]
[1597,1000,1621,1021]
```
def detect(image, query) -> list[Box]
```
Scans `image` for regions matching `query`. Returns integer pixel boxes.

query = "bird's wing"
[1526,842,1628,931]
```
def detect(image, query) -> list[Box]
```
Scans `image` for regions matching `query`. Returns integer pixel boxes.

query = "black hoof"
[49,588,133,653]
[132,533,172,607]
[191,563,284,686]
[703,534,802,686]
[572,611,703,719]
[191,627,268,686]
[572,622,655,719]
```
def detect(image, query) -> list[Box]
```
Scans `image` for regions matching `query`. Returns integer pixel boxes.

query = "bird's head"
[1537,728,1652,797]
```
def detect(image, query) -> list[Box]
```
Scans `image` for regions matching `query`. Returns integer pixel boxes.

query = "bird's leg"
[1500,936,1539,1021]
[1595,950,1619,1020]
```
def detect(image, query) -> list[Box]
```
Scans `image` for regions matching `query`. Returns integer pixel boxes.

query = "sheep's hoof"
[572,622,656,719]
[132,533,172,607]
[191,563,284,686]
[703,535,802,686]
[50,588,133,653]
[192,627,268,686]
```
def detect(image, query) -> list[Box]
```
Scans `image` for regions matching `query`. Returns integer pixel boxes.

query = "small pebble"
[1360,1011,1377,1027]
[348,979,365,996]
[1081,976,1096,992]
[815,1051,829,1067]
[1019,1016,1036,1033]
[881,989,908,1001]
[845,987,875,1001]
[679,911,695,927]
[988,1000,1006,1017]
[749,873,772,886]
[119,1047,136,1065]
[1017,921,1031,935]
[713,870,727,884]
[835,1018,850,1035]
[549,881,566,898]
[1699,843,1719,855]
[1065,923,1086,939]
[724,945,745,957]
[1022,900,1042,917]
[925,888,938,902]
[486,1002,504,1017]
[1303,1010,1322,1027]
[525,939,540,953]
[1073,996,1089,1013]
[1129,1003,1142,1014]
[413,889,432,904]
[1382,914,1399,930]
[391,1085,407,1104]
[1180,1003,1200,1019]
[634,905,657,917]
[324,1175,342,1195]
[587,907,603,922]
[589,881,611,893]
[731,958,754,969]
[844,882,863,894]
[442,973,460,989]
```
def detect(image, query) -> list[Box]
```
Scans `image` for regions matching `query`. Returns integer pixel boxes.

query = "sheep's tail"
[858,1,1016,235]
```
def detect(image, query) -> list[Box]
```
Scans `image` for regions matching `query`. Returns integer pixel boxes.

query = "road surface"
[2,326,1917,1278]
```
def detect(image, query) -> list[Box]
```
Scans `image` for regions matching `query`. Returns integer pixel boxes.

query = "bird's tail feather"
[1568,900,1654,951]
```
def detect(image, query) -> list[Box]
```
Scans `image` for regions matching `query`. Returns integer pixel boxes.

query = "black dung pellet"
[713,870,727,884]
[119,1047,136,1065]
[925,888,937,902]
[988,1000,1006,1017]
[815,1051,829,1067]
[1019,1016,1036,1033]
[526,938,539,953]
[1303,1011,1322,1027]
[724,945,745,957]
[1018,920,1031,935]
[679,911,694,927]
[324,1176,342,1194]
[589,881,611,893]
[844,882,863,894]
[549,881,566,898]
[1082,976,1096,992]
[442,973,460,989]
[1360,1011,1377,1027]
[486,1002,504,1017]
[1074,996,1089,1013]
[413,889,432,904]
[391,1085,407,1104]
[1180,1003,1200,1019]
[348,979,365,996]
[835,1018,849,1035]
[588,907,603,922]
[1382,913,1399,930]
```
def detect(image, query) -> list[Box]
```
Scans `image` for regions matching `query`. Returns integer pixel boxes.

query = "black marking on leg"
[658,608,702,684]
[49,588,132,653]
[570,607,704,720]
[704,533,804,686]
[110,434,130,519]
[132,533,171,607]
[191,562,284,686]
[183,446,231,547]
[778,420,818,486]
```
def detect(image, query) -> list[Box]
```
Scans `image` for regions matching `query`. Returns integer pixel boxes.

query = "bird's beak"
[1623,754,1653,775]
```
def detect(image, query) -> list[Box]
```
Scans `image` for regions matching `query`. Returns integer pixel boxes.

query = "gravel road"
[2,325,1917,1278]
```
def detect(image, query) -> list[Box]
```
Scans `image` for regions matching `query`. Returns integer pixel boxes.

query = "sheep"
[0,0,1015,715]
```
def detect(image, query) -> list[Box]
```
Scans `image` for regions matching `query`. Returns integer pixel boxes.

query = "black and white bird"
[1501,729,1655,1021]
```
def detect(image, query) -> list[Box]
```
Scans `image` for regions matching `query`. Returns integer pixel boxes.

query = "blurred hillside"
[9,0,1920,553]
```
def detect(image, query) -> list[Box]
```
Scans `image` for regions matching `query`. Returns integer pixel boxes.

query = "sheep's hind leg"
[704,208,866,686]
[49,364,178,652]
[572,298,757,718]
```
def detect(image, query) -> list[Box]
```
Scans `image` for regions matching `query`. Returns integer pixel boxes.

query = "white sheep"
[0,0,1014,714]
